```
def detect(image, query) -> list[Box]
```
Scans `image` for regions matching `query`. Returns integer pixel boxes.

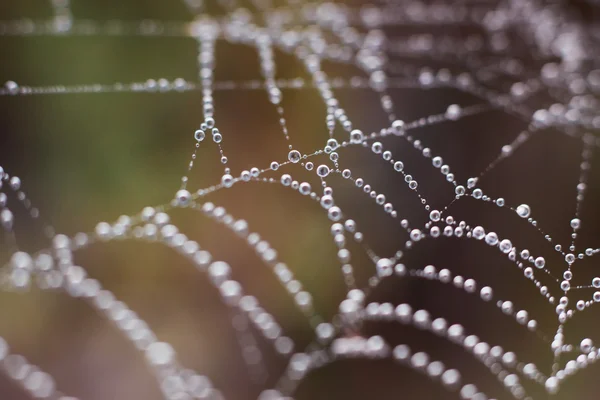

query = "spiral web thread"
[1,0,600,399]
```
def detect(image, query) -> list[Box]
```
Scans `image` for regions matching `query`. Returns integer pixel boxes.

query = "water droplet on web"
[288,150,301,163]
[516,204,531,218]
[146,342,175,367]
[317,165,330,177]
[194,129,205,142]
[570,218,581,229]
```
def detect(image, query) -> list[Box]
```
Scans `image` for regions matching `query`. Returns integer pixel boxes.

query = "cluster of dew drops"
[2,1,600,400]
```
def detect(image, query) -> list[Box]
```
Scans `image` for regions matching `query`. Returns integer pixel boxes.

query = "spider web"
[0,0,600,399]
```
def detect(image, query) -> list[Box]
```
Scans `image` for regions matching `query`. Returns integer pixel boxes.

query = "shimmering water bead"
[499,239,512,253]
[328,206,342,222]
[146,342,175,367]
[570,218,581,229]
[10,252,33,270]
[411,351,429,369]
[220,280,242,306]
[534,257,545,269]
[347,289,365,307]
[376,258,393,277]
[501,301,513,314]
[391,120,405,135]
[317,165,330,177]
[395,304,413,323]
[438,269,451,283]
[95,221,112,240]
[393,344,411,362]
[445,104,462,120]
[280,174,292,186]
[288,150,301,163]
[10,268,31,289]
[421,265,435,280]
[331,223,344,236]
[299,182,311,195]
[545,377,559,394]
[516,204,531,218]
[480,287,493,301]
[463,279,476,293]
[240,170,251,182]
[9,176,21,191]
[316,323,334,343]
[194,129,205,142]
[467,178,478,189]
[371,142,383,154]
[24,370,56,397]
[484,232,498,246]
[320,195,334,209]
[413,310,431,330]
[186,374,214,398]
[366,335,388,358]
[208,261,231,286]
[516,310,528,324]
[559,296,568,307]
[472,226,485,240]
[426,360,445,379]
[520,249,530,259]
[441,369,461,389]
[350,129,364,143]
[0,208,14,232]
[326,138,339,149]
[339,299,361,325]
[5,80,19,94]
[258,390,285,400]
[221,174,234,188]
[175,189,192,207]
[395,263,406,276]
[410,229,422,241]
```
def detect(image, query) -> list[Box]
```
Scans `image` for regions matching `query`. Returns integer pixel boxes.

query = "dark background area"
[1,1,599,399]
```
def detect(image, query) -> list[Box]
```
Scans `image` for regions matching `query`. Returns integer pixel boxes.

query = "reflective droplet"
[516,204,531,218]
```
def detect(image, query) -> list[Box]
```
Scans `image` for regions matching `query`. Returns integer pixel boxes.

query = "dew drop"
[516,204,531,218]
